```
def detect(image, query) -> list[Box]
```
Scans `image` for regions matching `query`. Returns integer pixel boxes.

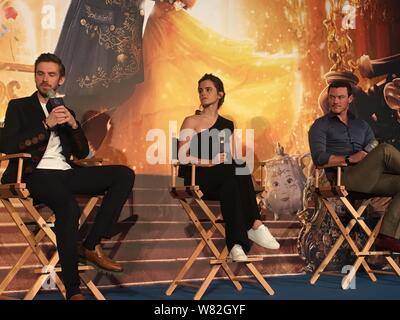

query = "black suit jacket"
[0,92,89,183]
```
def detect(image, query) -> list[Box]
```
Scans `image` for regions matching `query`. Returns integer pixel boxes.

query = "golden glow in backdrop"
[1,1,398,175]
[103,0,301,174]
[0,0,303,175]
[0,0,70,120]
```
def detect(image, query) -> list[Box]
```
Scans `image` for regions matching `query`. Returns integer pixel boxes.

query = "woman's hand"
[210,152,225,166]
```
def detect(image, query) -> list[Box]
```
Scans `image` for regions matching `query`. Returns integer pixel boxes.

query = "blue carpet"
[33,273,400,300]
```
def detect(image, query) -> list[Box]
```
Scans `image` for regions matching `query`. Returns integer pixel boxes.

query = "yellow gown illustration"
[97,2,300,174]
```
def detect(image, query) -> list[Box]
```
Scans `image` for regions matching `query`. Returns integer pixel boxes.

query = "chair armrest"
[314,163,347,187]
[0,153,31,161]
[172,160,180,167]
[0,153,31,184]
[316,163,347,169]
[259,161,268,189]
[73,157,104,167]
[171,162,197,188]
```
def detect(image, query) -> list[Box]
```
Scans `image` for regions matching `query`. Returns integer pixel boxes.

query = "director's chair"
[0,152,105,300]
[310,163,400,289]
[166,161,274,300]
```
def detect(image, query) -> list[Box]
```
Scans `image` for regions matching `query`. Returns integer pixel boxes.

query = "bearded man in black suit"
[0,53,135,300]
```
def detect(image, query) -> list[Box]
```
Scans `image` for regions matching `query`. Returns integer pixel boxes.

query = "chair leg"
[310,234,346,285]
[342,198,380,281]
[166,236,209,296]
[20,199,57,244]
[79,196,99,225]
[79,273,105,300]
[334,201,377,285]
[2,199,55,266]
[312,198,378,286]
[195,199,226,236]
[0,225,54,294]
[246,262,274,295]
[180,200,241,290]
[24,241,65,299]
[217,247,243,291]
[196,201,244,286]
[166,229,241,297]
[385,257,400,275]
[313,188,400,287]
[342,253,379,289]
[167,198,243,299]
[341,239,378,289]
[342,213,400,288]
[0,243,35,293]
[1,197,103,300]
[194,264,222,300]
[169,195,273,299]
[24,273,66,300]
[310,200,359,285]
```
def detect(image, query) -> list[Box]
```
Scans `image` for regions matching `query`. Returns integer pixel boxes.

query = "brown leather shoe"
[79,244,123,272]
[69,293,85,300]
[375,234,400,252]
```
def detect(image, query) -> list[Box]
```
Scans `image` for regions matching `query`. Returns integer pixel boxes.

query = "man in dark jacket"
[0,53,135,300]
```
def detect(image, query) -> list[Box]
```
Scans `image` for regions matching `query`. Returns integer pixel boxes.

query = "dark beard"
[37,90,48,99]
[37,85,58,99]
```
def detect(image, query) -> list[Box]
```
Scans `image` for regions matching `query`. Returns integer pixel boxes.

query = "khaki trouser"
[343,143,400,239]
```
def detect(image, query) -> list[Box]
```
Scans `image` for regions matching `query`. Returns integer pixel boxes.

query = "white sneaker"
[248,224,280,250]
[229,244,248,262]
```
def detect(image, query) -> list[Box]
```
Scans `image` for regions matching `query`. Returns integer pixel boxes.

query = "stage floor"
[30,273,400,300]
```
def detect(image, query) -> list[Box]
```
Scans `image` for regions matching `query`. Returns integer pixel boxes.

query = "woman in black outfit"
[178,74,280,261]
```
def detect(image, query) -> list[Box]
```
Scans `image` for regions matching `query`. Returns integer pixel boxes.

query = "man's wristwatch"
[345,155,351,165]
[363,139,379,153]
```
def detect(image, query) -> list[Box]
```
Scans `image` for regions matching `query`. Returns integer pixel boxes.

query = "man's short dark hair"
[328,81,352,96]
[34,53,65,77]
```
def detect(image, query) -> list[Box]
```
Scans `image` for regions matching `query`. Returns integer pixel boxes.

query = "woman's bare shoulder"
[182,114,202,128]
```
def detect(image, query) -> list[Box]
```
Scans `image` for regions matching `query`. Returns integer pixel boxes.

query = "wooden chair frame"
[165,161,274,300]
[310,164,400,289]
[0,153,105,300]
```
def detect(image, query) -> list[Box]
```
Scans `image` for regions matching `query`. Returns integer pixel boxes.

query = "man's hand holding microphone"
[44,89,78,130]
[45,106,77,129]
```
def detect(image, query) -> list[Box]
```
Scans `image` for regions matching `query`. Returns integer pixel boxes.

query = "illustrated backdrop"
[1,0,400,291]
[0,0,399,174]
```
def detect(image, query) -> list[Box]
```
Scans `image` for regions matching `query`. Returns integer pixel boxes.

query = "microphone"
[46,89,65,113]
[219,131,225,153]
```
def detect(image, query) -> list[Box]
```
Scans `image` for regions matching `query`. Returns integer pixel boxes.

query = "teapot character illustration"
[261,143,308,220]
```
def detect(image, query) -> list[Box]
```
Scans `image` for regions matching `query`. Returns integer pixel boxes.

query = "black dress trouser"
[25,165,134,298]
[184,163,259,252]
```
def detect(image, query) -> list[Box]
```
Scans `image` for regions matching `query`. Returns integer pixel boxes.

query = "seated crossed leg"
[26,165,134,299]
